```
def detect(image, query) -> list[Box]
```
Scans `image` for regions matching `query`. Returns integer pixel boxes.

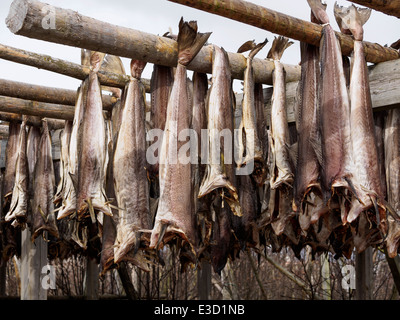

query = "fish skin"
[149,64,174,188]
[191,71,209,249]
[293,41,321,212]
[2,121,21,204]
[314,11,353,202]
[31,120,59,241]
[238,39,268,184]
[198,45,241,217]
[268,36,294,190]
[335,5,384,224]
[54,120,73,206]
[76,51,111,218]
[150,19,211,250]
[384,109,400,257]
[57,82,86,220]
[113,59,152,267]
[5,120,28,228]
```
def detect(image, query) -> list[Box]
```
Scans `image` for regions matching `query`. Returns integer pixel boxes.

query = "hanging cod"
[150,18,211,253]
[113,59,152,270]
[31,119,59,241]
[5,119,28,229]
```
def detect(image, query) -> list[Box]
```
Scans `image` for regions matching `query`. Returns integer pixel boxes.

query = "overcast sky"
[0,0,399,94]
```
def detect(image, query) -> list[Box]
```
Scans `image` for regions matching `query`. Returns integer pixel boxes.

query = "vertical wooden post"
[197,260,211,300]
[355,247,373,300]
[20,228,48,300]
[84,258,99,300]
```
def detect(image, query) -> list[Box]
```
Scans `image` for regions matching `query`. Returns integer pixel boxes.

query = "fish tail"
[266,36,293,61]
[334,3,371,41]
[101,54,126,75]
[90,51,106,73]
[130,59,147,79]
[177,17,212,66]
[237,40,256,53]
[307,0,329,24]
[248,38,268,60]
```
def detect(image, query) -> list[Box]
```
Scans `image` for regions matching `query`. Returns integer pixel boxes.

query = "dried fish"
[198,45,241,217]
[113,59,152,269]
[267,36,294,190]
[31,120,59,241]
[334,4,384,226]
[150,19,211,252]
[5,120,28,228]
[76,51,111,219]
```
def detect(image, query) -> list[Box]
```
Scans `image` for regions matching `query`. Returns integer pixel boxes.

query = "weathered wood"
[0,113,65,130]
[355,248,373,300]
[197,261,211,300]
[168,0,399,64]
[84,258,99,300]
[20,229,48,300]
[347,0,400,18]
[5,0,300,85]
[0,96,74,120]
[0,78,117,109]
[236,57,400,124]
[384,249,400,296]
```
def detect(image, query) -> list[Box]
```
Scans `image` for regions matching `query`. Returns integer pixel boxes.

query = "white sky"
[0,0,399,94]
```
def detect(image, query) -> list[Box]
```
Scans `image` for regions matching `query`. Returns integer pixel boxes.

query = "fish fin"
[248,38,268,60]
[177,17,212,66]
[101,54,126,75]
[334,3,371,41]
[266,36,293,61]
[155,222,169,249]
[237,40,256,53]
[85,198,96,224]
[68,172,78,192]
[90,51,106,73]
[307,0,329,24]
[309,135,323,167]
[38,205,48,223]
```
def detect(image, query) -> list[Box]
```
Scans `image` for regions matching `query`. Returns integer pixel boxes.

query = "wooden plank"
[347,0,400,18]
[0,113,65,130]
[5,0,301,85]
[197,261,211,300]
[167,0,399,64]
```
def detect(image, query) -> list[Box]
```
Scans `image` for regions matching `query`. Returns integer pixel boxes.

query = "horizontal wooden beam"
[5,0,301,85]
[236,57,400,124]
[0,113,65,130]
[0,96,74,121]
[168,0,399,64]
[347,0,400,18]
[0,78,117,109]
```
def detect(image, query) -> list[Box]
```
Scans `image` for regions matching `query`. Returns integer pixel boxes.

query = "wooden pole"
[0,78,117,110]
[20,229,48,300]
[0,43,131,89]
[84,258,99,300]
[355,248,373,300]
[5,0,300,85]
[167,0,399,64]
[0,96,74,120]
[347,0,400,18]
[197,261,211,300]
[0,113,65,130]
